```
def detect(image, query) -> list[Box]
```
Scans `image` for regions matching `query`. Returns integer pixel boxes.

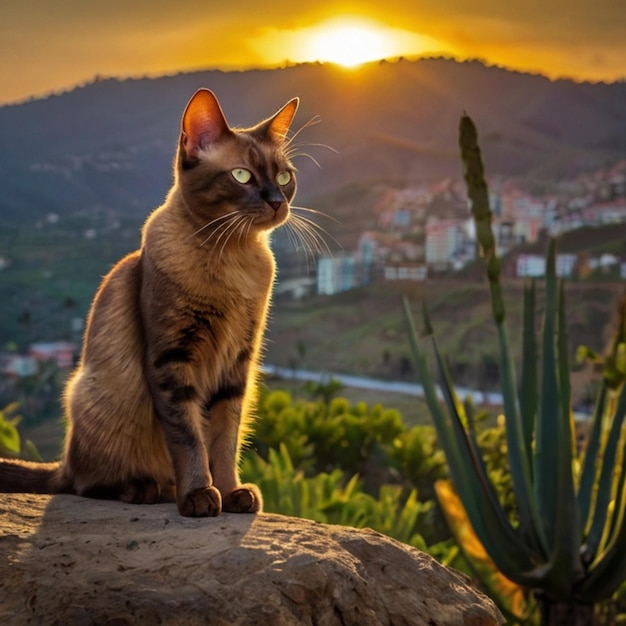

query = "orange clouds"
[0,0,623,104]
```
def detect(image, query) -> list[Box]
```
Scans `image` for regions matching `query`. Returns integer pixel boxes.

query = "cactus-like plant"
[403,114,626,625]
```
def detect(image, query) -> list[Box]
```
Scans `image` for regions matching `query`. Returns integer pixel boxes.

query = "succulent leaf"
[519,280,537,474]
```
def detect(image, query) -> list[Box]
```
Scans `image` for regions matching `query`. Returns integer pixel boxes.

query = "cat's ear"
[181,89,230,159]
[260,98,300,144]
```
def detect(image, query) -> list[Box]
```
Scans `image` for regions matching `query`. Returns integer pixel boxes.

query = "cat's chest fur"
[139,203,274,391]
[143,201,275,304]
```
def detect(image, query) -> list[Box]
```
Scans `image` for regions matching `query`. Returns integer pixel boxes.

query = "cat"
[0,88,300,517]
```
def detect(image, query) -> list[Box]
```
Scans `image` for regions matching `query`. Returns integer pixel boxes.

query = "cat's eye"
[231,168,253,184]
[276,171,292,186]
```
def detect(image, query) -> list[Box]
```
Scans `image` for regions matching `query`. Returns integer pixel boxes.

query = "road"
[263,364,504,406]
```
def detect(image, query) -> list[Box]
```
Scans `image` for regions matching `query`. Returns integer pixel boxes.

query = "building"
[425,219,470,269]
[0,354,38,378]
[317,256,356,296]
[384,263,427,281]
[516,254,546,278]
[29,341,76,369]
[516,253,577,278]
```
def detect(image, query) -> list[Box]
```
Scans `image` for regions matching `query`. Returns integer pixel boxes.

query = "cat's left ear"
[261,98,300,144]
[181,89,230,159]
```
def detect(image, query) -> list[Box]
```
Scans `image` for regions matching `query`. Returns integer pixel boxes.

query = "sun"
[307,21,392,68]
[249,18,444,70]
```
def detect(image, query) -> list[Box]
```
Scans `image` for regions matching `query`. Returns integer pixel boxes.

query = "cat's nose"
[262,185,284,212]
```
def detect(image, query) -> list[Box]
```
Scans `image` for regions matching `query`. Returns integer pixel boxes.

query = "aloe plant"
[403,113,626,625]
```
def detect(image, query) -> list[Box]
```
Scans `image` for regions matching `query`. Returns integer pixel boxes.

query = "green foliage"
[0,403,21,457]
[242,385,458,547]
[243,384,497,581]
[389,424,448,502]
[0,403,42,461]
[303,378,345,403]
[241,441,430,549]
[252,388,405,484]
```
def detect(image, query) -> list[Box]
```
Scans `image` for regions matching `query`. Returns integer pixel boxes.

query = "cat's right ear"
[181,89,230,160]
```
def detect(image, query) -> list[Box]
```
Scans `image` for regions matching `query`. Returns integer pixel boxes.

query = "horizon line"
[2,55,624,108]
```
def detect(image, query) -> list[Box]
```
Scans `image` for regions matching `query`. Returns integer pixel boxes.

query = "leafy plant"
[251,389,404,487]
[241,442,430,549]
[403,113,626,625]
[389,424,448,503]
[0,402,42,461]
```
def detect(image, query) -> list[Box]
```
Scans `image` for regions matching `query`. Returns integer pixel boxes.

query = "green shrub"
[241,442,431,549]
[251,389,404,487]
[0,403,42,461]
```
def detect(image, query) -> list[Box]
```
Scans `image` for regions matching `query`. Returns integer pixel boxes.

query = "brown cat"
[0,89,299,517]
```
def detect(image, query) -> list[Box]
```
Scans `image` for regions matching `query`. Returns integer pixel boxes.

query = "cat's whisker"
[191,210,241,241]
[287,213,338,259]
[198,213,242,248]
[287,228,315,276]
[292,213,341,250]
[285,139,337,169]
[245,215,256,239]
[198,217,237,248]
[293,225,320,261]
[291,205,341,224]
[301,142,338,154]
[214,213,247,257]
[283,222,314,272]
[221,214,253,258]
[283,223,301,255]
[236,214,256,247]
[287,219,332,276]
[284,115,321,148]
[229,215,255,255]
[284,116,336,170]
[287,150,322,169]
[285,141,337,162]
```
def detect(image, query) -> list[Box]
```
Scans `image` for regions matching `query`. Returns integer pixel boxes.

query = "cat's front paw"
[222,483,263,513]
[178,485,222,517]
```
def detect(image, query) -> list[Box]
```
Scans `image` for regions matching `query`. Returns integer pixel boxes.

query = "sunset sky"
[1,0,624,105]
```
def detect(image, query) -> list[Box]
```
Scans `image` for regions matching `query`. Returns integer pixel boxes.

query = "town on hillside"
[1,159,625,395]
[280,159,626,298]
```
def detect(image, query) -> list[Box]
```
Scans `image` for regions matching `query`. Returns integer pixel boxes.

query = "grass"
[267,278,624,397]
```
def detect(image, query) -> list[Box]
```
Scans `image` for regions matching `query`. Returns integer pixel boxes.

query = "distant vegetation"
[0,216,142,346]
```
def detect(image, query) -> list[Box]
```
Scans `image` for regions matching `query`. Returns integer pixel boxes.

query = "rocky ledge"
[0,494,503,625]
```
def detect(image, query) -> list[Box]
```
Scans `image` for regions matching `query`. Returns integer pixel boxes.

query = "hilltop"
[0,58,624,380]
[1,58,624,227]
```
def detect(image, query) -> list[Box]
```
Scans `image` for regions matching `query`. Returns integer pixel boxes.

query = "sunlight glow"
[308,22,390,67]
[250,18,444,69]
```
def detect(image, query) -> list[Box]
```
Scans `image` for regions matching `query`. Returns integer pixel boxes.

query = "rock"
[0,494,504,625]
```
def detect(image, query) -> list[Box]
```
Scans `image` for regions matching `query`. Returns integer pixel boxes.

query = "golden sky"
[1,0,624,104]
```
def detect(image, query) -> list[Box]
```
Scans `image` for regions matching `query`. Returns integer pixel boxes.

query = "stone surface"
[0,494,504,625]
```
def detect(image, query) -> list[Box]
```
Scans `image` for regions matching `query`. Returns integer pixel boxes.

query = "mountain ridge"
[0,57,624,227]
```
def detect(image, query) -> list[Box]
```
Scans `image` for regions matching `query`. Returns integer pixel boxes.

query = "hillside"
[265,279,624,401]
[0,59,624,384]
[1,58,625,227]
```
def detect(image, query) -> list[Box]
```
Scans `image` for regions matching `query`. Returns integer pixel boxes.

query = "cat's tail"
[0,459,71,494]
